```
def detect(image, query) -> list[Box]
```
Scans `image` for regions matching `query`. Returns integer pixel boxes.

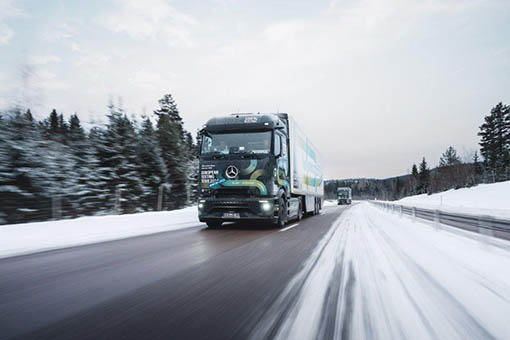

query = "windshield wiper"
[203,151,227,159]
[233,150,260,158]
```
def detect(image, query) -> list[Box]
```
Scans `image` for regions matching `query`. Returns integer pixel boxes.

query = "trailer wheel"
[297,200,303,221]
[207,221,222,229]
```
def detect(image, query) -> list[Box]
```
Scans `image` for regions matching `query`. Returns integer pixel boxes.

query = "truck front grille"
[212,201,249,209]
[214,188,252,198]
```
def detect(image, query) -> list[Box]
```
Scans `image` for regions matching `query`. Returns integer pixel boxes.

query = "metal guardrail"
[371,201,510,241]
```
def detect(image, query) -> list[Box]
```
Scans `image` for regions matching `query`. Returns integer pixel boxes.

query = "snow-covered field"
[0,207,202,259]
[397,181,510,218]
[254,202,510,339]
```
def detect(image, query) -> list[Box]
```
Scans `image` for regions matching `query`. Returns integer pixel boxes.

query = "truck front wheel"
[275,196,287,227]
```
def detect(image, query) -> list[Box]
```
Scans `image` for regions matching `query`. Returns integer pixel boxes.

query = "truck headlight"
[259,200,272,211]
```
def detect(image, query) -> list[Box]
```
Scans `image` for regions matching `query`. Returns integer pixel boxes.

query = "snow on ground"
[397,181,510,218]
[0,207,202,259]
[254,202,510,340]
[323,200,338,207]
[323,200,359,207]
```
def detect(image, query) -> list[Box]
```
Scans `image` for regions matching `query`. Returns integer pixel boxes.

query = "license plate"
[223,212,240,218]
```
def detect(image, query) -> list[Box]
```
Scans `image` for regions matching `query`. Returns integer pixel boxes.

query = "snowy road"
[253,203,510,339]
[1,203,510,339]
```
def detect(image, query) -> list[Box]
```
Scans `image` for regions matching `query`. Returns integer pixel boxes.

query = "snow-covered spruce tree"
[183,130,199,202]
[96,102,144,213]
[49,108,59,134]
[439,146,461,167]
[37,109,81,218]
[478,102,508,181]
[88,126,114,212]
[137,117,168,210]
[437,146,462,191]
[0,109,49,223]
[154,94,189,209]
[67,114,107,216]
[418,157,430,194]
[38,134,76,218]
[409,164,419,194]
[504,104,510,173]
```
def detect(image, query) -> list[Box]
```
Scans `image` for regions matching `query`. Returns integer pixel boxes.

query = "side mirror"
[274,135,282,158]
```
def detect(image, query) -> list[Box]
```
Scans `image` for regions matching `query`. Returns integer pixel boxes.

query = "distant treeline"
[326,102,510,201]
[0,93,198,224]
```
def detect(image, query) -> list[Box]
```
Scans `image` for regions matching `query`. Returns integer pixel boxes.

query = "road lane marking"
[280,223,299,232]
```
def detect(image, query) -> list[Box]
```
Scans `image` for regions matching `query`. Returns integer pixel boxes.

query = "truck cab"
[337,187,352,205]
[198,113,319,228]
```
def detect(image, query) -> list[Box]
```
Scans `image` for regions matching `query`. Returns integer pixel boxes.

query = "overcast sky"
[1,0,509,179]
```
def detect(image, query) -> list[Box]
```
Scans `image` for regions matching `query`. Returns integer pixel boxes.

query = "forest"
[325,102,510,201]
[2,99,509,224]
[0,93,198,224]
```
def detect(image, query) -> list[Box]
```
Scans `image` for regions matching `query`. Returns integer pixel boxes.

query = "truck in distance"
[337,187,352,205]
[198,113,324,228]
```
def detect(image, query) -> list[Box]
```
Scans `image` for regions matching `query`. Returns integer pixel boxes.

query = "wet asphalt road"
[0,204,351,340]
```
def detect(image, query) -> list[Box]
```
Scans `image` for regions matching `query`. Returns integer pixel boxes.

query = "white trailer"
[280,115,324,214]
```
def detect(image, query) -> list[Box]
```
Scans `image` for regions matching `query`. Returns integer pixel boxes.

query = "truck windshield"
[337,189,350,198]
[201,131,272,155]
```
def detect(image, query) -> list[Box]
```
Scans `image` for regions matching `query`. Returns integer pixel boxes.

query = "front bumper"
[198,197,278,222]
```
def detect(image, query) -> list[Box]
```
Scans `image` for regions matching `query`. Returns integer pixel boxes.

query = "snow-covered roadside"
[396,181,510,219]
[255,202,510,339]
[0,206,202,259]
[323,200,338,207]
[323,200,359,207]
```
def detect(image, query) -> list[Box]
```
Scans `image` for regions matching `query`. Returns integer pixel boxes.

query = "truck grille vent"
[214,189,252,198]
[213,201,249,209]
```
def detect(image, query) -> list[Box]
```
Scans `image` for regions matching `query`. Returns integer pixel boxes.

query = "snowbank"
[398,181,510,218]
[0,207,202,259]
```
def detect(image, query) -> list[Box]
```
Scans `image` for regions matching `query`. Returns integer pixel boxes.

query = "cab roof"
[203,113,287,133]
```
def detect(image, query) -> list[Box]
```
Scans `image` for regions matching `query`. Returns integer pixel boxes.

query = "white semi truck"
[198,113,324,228]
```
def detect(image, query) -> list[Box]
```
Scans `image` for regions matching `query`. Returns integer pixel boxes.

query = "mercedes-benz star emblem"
[225,165,239,179]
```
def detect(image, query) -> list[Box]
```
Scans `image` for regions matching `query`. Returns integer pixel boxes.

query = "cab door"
[275,131,290,195]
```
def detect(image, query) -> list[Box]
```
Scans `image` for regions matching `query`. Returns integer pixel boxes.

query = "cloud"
[0,0,25,45]
[30,54,62,65]
[33,70,69,91]
[69,41,81,51]
[101,0,197,47]
[75,52,111,69]
[128,68,174,91]
[42,20,79,42]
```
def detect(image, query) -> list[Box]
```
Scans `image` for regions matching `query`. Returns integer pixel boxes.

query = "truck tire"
[275,196,287,227]
[207,221,222,229]
[314,198,320,215]
[297,200,303,221]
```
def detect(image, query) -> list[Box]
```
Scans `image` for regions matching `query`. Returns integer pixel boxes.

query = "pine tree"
[137,117,168,210]
[67,114,107,215]
[437,146,462,190]
[49,109,59,134]
[418,157,430,194]
[479,102,508,180]
[0,109,48,222]
[394,177,402,200]
[411,164,419,194]
[58,113,68,138]
[154,94,188,209]
[95,103,144,213]
[439,146,461,167]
